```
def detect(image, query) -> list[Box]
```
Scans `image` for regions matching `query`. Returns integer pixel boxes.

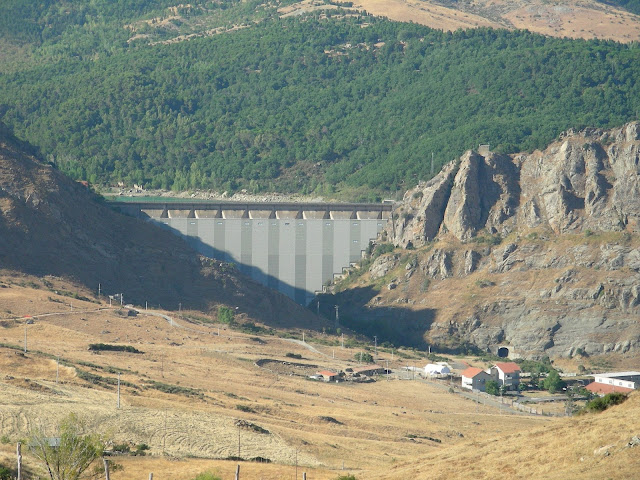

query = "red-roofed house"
[491,362,521,390]
[461,367,492,392]
[585,371,640,396]
[317,370,339,382]
[585,382,634,396]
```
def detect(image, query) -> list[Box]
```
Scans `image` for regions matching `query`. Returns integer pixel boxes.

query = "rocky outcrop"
[388,122,640,245]
[344,123,640,358]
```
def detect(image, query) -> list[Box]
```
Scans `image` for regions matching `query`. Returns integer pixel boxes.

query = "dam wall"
[111,201,391,305]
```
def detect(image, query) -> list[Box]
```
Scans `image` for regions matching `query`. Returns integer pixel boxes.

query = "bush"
[88,343,143,354]
[542,369,565,394]
[582,392,627,413]
[0,464,13,480]
[354,352,374,363]
[217,306,235,325]
[485,380,500,396]
[335,475,358,480]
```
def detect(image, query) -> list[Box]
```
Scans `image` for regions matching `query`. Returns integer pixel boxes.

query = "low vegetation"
[88,343,144,354]
[580,392,628,414]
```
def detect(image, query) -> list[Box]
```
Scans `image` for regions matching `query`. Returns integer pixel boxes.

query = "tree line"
[1,9,639,199]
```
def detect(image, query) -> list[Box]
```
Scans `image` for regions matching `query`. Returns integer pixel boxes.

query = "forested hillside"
[597,0,640,15]
[0,2,639,199]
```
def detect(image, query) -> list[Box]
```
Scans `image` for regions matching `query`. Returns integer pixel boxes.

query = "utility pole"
[24,324,27,353]
[237,424,241,458]
[56,356,59,384]
[179,302,181,313]
[295,449,298,480]
[98,283,101,297]
[374,336,377,357]
[341,333,344,349]
[117,373,121,409]
[334,305,339,327]
[317,300,320,316]
[120,293,123,306]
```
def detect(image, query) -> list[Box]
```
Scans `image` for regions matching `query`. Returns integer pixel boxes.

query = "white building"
[490,362,521,391]
[424,363,451,376]
[587,371,640,395]
[461,367,493,392]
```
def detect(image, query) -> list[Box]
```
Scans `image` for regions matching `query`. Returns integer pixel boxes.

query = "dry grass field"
[0,274,637,479]
[346,0,640,43]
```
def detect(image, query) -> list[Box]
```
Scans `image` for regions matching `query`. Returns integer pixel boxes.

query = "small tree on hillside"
[542,369,565,394]
[30,413,107,480]
[354,352,373,363]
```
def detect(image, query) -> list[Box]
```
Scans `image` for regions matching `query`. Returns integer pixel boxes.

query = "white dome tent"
[424,363,451,376]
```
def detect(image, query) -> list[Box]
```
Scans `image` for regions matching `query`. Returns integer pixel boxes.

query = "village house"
[491,362,521,390]
[586,371,640,395]
[316,370,339,382]
[461,367,493,392]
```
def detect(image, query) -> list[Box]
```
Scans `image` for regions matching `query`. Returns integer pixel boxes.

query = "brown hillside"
[0,123,322,329]
[351,0,640,43]
[378,391,640,480]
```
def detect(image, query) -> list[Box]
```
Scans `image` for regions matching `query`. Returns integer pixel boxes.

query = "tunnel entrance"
[497,347,510,358]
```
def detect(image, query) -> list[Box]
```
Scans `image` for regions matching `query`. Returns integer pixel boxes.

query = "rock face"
[389,122,640,246]
[344,123,640,358]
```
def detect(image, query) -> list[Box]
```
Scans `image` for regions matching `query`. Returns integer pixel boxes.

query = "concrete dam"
[111,201,392,305]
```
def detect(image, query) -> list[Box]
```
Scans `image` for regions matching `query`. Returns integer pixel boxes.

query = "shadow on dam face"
[147,215,386,306]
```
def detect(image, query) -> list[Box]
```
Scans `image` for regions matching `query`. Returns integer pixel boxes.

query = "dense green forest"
[596,0,640,15]
[0,2,639,199]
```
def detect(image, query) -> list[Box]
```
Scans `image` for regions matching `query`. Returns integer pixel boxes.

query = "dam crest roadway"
[110,201,392,305]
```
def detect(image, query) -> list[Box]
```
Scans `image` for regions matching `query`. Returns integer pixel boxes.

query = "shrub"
[582,392,627,413]
[285,353,302,359]
[336,475,358,480]
[111,443,130,454]
[236,404,255,413]
[542,369,565,393]
[485,380,500,396]
[354,352,374,363]
[0,464,13,480]
[88,343,143,354]
[217,306,235,325]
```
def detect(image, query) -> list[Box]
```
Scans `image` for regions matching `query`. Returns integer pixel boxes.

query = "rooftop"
[461,367,487,378]
[585,382,635,395]
[494,362,521,374]
[593,371,640,379]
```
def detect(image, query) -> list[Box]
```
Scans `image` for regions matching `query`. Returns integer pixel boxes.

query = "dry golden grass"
[349,0,640,43]
[1,276,637,479]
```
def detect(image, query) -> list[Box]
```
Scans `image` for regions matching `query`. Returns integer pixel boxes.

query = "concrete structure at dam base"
[111,202,392,305]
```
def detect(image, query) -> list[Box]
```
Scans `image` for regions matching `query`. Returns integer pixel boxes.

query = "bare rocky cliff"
[332,123,640,359]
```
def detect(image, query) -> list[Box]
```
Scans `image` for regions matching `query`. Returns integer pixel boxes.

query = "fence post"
[303,473,307,480]
[149,474,154,480]
[103,458,110,480]
[235,464,240,480]
[17,442,22,480]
